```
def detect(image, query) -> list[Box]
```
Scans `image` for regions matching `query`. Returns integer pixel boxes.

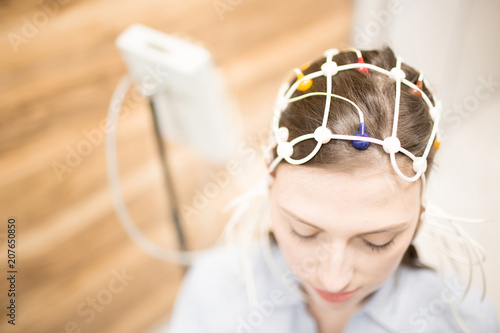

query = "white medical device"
[116,24,239,164]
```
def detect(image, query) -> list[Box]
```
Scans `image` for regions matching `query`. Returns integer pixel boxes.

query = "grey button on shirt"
[168,244,499,332]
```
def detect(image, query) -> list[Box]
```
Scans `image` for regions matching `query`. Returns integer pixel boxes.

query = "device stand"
[149,99,188,252]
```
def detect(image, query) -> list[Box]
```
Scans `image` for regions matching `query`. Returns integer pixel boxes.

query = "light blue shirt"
[168,243,499,332]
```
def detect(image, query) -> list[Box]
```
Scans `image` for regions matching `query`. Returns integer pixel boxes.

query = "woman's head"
[270,164,421,311]
[267,46,439,310]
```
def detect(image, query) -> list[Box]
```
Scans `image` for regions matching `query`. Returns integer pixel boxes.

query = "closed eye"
[290,228,319,241]
[363,239,394,253]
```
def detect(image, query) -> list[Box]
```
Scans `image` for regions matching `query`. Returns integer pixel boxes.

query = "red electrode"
[356,56,369,74]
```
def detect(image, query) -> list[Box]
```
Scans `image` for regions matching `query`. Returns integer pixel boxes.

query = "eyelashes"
[289,228,319,241]
[362,239,394,253]
[289,228,395,253]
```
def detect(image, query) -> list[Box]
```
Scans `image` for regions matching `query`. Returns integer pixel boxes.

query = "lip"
[313,287,358,303]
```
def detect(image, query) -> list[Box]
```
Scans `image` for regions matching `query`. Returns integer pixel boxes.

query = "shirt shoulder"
[168,245,249,333]
[361,266,500,332]
[168,244,314,333]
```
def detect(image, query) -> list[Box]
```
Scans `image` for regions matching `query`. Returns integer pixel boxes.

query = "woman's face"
[270,164,421,311]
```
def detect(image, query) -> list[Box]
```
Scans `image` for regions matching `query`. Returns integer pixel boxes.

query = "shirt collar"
[356,265,414,331]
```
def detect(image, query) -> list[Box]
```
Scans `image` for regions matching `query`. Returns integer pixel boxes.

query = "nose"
[318,242,354,292]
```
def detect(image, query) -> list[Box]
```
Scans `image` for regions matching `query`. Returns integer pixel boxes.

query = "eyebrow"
[281,207,410,235]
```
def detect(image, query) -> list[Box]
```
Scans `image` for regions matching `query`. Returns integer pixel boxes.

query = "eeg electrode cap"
[277,142,294,158]
[323,48,339,58]
[321,61,339,77]
[413,156,427,174]
[314,126,332,144]
[278,127,289,142]
[390,67,406,81]
[383,136,401,154]
[276,98,288,112]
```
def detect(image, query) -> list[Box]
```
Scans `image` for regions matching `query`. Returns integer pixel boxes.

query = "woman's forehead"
[271,164,421,231]
[273,164,418,196]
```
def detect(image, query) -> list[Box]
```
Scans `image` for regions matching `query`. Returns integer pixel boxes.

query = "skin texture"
[269,164,422,332]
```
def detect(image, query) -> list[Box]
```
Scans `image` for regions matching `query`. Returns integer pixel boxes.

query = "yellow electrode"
[433,140,441,152]
[295,66,313,91]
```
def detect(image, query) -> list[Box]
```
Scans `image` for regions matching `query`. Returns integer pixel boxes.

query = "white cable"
[416,204,490,333]
[105,75,211,266]
[288,92,365,123]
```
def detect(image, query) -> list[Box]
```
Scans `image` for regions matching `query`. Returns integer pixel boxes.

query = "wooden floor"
[0,0,351,332]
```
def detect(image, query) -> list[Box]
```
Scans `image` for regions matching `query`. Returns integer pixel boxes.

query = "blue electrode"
[352,122,370,150]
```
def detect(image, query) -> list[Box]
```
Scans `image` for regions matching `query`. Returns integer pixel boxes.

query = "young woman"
[168,47,499,333]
